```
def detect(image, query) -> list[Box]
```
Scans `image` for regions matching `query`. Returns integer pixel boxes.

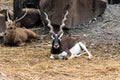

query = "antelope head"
[44,11,68,49]
[6,8,28,30]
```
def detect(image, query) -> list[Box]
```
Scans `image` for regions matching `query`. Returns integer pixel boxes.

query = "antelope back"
[61,37,77,51]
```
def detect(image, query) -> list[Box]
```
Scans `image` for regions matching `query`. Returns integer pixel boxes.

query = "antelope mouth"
[54,45,59,49]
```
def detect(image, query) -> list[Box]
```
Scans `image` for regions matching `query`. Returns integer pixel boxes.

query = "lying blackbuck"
[4,8,39,46]
[44,11,92,60]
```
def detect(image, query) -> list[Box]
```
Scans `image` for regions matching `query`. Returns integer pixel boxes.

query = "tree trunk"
[0,14,6,33]
[13,0,23,20]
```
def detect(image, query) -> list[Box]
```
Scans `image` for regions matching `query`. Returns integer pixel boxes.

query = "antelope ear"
[51,34,55,39]
[58,32,63,40]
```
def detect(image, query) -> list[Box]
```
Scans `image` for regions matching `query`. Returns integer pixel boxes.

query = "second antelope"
[44,11,92,60]
[4,9,39,46]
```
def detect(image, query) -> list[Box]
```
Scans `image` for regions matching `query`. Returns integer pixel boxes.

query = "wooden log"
[13,0,23,20]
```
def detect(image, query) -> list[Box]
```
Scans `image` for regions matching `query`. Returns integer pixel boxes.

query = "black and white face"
[51,33,63,49]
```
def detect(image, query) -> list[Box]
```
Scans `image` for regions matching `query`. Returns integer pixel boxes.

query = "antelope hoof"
[50,55,55,60]
[88,55,92,60]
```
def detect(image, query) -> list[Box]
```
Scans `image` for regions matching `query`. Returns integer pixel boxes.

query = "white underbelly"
[58,43,82,59]
[69,43,81,56]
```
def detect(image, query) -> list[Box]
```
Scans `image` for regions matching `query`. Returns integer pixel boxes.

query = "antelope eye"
[4,33,7,35]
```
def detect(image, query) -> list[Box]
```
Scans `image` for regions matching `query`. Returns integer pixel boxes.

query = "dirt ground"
[0,3,120,80]
[0,39,120,80]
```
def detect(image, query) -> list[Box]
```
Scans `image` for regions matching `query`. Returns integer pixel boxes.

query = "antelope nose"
[54,44,59,48]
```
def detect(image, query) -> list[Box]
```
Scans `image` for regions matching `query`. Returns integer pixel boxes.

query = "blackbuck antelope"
[3,8,39,46]
[44,11,92,60]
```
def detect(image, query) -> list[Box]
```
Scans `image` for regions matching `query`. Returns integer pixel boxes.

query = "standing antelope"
[44,11,92,60]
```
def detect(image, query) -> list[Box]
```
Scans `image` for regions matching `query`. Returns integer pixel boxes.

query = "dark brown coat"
[51,36,77,55]
[61,37,77,51]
